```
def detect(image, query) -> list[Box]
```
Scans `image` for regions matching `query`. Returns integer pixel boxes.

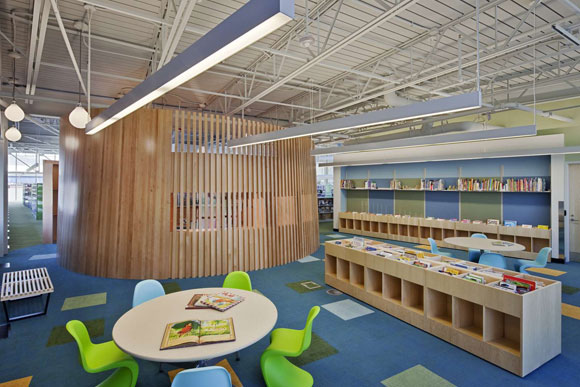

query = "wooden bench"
[1,267,54,322]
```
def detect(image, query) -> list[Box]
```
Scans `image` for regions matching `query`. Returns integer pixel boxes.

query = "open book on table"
[160,318,236,350]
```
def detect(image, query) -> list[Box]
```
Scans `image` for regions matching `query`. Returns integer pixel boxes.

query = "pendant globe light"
[5,125,22,142]
[69,26,90,129]
[4,54,24,122]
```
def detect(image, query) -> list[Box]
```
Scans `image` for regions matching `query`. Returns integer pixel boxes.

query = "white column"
[0,114,8,256]
[551,154,565,260]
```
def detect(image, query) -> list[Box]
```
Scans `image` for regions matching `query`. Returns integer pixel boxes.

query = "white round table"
[444,237,525,252]
[112,288,277,362]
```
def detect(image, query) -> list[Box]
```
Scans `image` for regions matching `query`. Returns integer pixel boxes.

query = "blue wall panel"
[503,156,550,177]
[502,193,551,226]
[369,190,394,214]
[425,191,460,220]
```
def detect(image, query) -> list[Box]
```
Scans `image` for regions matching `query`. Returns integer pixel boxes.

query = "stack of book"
[458,178,502,191]
[421,179,445,191]
[464,273,486,284]
[494,274,538,294]
[503,177,547,192]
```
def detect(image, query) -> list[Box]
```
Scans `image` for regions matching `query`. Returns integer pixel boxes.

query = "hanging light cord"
[77,27,82,105]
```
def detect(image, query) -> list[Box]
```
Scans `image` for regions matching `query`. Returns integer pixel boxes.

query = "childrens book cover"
[186,294,211,310]
[160,318,236,350]
[200,292,245,312]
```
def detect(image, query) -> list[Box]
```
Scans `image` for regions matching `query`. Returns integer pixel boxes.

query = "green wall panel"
[460,192,501,221]
[394,191,425,217]
[346,190,369,212]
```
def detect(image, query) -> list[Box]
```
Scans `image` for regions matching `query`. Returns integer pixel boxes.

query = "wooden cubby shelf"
[324,237,561,377]
[338,212,552,261]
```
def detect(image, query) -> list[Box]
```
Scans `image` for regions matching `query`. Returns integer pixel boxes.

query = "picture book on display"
[160,318,236,350]
[495,274,537,294]
[187,292,244,312]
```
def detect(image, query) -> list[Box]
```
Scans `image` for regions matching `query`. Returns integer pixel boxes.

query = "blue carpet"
[1,233,580,386]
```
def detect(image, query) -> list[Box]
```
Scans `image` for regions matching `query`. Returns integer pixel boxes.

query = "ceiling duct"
[344,121,501,145]
[383,92,416,107]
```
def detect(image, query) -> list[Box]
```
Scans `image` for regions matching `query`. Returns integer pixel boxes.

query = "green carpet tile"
[381,365,456,387]
[286,280,325,294]
[46,318,105,347]
[61,292,107,311]
[563,285,580,295]
[319,221,334,234]
[289,333,338,367]
[7,204,43,250]
[161,281,182,294]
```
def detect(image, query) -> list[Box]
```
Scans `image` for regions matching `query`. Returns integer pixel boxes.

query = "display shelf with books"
[324,237,561,376]
[338,212,551,261]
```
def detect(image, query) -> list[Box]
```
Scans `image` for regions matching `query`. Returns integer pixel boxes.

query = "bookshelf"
[42,161,59,244]
[324,238,561,377]
[338,212,551,261]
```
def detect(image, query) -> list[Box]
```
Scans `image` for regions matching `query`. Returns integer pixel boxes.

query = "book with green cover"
[160,318,236,350]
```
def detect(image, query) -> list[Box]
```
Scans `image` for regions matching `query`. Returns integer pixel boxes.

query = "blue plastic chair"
[132,279,165,308]
[478,252,507,269]
[171,366,231,387]
[428,238,453,257]
[468,233,488,263]
[515,247,551,273]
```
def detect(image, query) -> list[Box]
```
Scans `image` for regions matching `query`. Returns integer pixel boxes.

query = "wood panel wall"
[58,108,319,279]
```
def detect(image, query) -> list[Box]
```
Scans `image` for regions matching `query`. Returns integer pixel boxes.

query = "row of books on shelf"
[457,177,548,192]
[340,178,549,192]
[334,238,544,293]
[348,212,549,229]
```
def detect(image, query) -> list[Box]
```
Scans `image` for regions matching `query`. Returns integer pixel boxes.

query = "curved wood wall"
[58,108,319,279]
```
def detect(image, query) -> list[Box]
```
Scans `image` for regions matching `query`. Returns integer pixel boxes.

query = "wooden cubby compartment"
[379,222,389,234]
[325,255,337,277]
[353,219,361,230]
[427,289,452,326]
[340,218,347,229]
[383,274,402,304]
[454,297,483,339]
[389,223,398,235]
[370,221,379,233]
[365,268,382,297]
[500,234,515,242]
[515,236,532,252]
[409,225,419,238]
[484,308,521,356]
[337,258,350,282]
[362,220,371,232]
[456,229,469,237]
[431,227,443,240]
[442,228,455,239]
[398,224,409,237]
[402,280,424,314]
[346,219,354,230]
[350,263,365,289]
[532,238,550,253]
[420,226,431,239]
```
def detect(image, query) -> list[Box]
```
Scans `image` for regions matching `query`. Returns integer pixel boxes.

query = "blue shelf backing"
[425,191,459,219]
[502,192,551,226]
[343,156,552,226]
[369,190,394,214]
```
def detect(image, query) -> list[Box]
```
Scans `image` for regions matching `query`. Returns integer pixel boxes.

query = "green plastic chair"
[222,271,252,291]
[516,247,551,273]
[66,320,139,387]
[261,306,320,387]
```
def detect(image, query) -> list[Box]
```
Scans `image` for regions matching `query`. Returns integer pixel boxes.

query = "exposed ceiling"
[1,0,580,153]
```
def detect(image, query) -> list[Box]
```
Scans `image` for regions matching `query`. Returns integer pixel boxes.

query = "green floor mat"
[8,203,43,250]
[289,333,338,367]
[381,365,456,387]
[286,280,324,294]
[46,318,105,347]
[61,292,107,311]
[162,282,182,294]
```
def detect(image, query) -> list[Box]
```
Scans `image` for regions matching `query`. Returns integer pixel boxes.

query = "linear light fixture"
[311,125,537,156]
[320,144,580,167]
[227,91,482,148]
[85,0,294,135]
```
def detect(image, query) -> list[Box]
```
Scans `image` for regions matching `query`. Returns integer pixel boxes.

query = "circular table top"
[444,237,525,252]
[112,288,278,362]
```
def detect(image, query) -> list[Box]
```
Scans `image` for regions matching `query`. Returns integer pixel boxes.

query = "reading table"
[112,288,277,362]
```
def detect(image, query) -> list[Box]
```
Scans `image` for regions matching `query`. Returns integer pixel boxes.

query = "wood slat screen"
[58,108,319,279]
